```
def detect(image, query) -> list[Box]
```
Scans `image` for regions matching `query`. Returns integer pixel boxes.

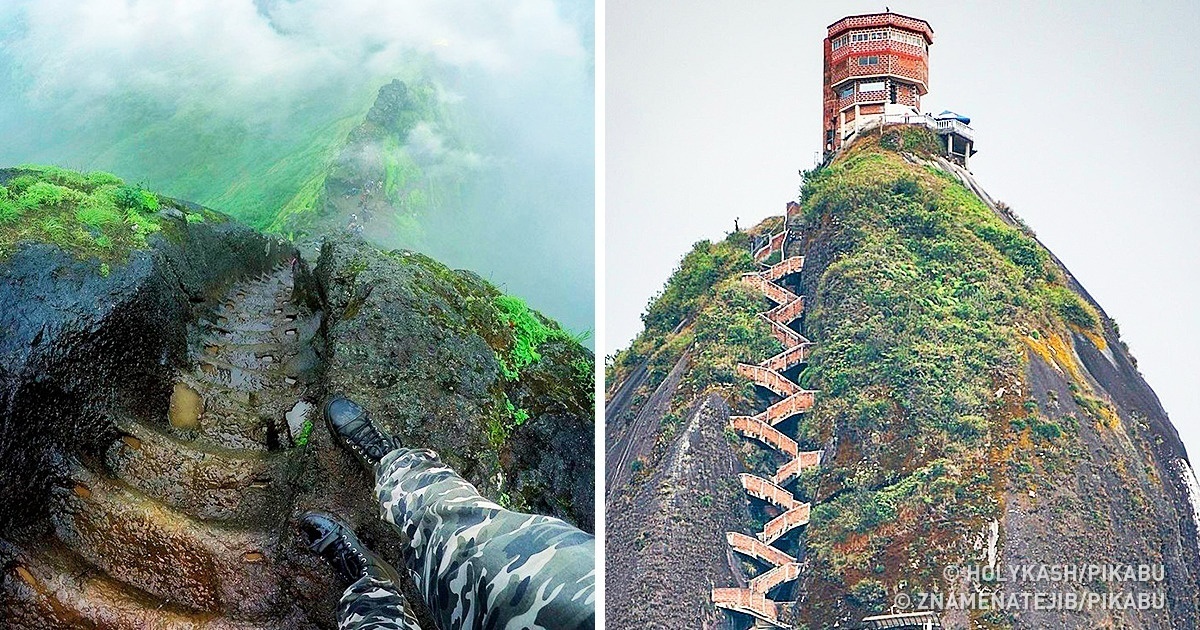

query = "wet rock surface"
[2,257,320,627]
[308,234,594,531]
[0,223,594,628]
[0,213,292,529]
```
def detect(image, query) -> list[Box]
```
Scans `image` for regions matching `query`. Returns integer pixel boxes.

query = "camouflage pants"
[337,564,423,630]
[336,447,596,630]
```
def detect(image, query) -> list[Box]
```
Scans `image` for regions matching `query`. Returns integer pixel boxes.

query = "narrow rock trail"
[2,264,323,628]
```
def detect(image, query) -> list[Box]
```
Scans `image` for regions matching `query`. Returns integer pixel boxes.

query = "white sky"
[605,1,1200,462]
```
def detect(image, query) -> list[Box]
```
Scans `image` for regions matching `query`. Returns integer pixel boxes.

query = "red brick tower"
[822,12,934,153]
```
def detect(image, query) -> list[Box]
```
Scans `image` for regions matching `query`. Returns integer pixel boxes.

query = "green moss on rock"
[791,130,1116,623]
[317,235,594,529]
[0,165,184,264]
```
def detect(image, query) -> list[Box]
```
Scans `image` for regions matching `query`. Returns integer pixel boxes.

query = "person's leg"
[324,396,595,630]
[374,448,595,630]
[336,566,422,630]
[299,511,422,630]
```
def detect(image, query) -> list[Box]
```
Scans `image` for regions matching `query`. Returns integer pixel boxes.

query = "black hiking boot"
[325,396,397,469]
[299,511,398,585]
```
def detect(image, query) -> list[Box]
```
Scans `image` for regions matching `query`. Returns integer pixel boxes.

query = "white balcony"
[933,117,975,142]
[841,110,975,146]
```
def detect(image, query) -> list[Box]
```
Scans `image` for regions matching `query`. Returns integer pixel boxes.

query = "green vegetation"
[295,418,314,448]
[0,70,476,245]
[605,221,790,491]
[114,183,160,214]
[880,126,943,156]
[261,78,460,237]
[62,76,455,237]
[0,165,185,263]
[0,186,13,221]
[493,294,580,381]
[484,293,592,448]
[848,578,888,611]
[797,151,1027,457]
[1067,381,1120,429]
[1011,413,1065,441]
[267,169,330,235]
[90,95,369,233]
[608,230,764,398]
[572,356,594,389]
[378,127,460,222]
[486,394,532,450]
[641,235,760,337]
[788,129,1112,619]
[364,247,592,461]
[1044,284,1100,330]
[683,279,780,405]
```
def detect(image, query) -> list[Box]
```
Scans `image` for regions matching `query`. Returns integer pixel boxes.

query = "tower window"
[889,30,925,48]
[858,81,885,93]
[857,56,879,66]
[839,85,855,99]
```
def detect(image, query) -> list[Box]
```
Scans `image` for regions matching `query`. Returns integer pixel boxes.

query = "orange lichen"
[1073,325,1108,352]
[1098,404,1122,430]
[1023,330,1084,384]
[1016,429,1033,451]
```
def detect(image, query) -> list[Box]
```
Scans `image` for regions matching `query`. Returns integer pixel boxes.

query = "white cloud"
[0,0,595,334]
[405,122,486,172]
[2,0,586,117]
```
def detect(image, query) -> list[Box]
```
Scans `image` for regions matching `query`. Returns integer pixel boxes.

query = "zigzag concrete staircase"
[1,265,319,628]
[712,229,822,628]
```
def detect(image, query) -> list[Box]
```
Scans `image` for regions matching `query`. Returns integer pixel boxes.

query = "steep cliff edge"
[605,128,1200,630]
[0,165,593,628]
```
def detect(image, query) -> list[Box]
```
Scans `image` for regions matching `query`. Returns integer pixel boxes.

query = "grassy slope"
[79,76,463,237]
[607,219,784,484]
[610,127,1120,628]
[0,165,217,268]
[208,112,364,232]
[264,78,466,239]
[81,94,369,233]
[793,130,1118,626]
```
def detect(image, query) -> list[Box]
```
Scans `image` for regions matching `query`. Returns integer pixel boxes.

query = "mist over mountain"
[0,0,594,337]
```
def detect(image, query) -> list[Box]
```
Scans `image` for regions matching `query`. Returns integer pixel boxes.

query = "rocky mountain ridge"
[605,127,1200,630]
[0,165,593,628]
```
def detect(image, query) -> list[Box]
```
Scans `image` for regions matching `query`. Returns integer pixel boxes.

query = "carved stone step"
[51,462,290,619]
[1,539,300,629]
[105,419,300,525]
